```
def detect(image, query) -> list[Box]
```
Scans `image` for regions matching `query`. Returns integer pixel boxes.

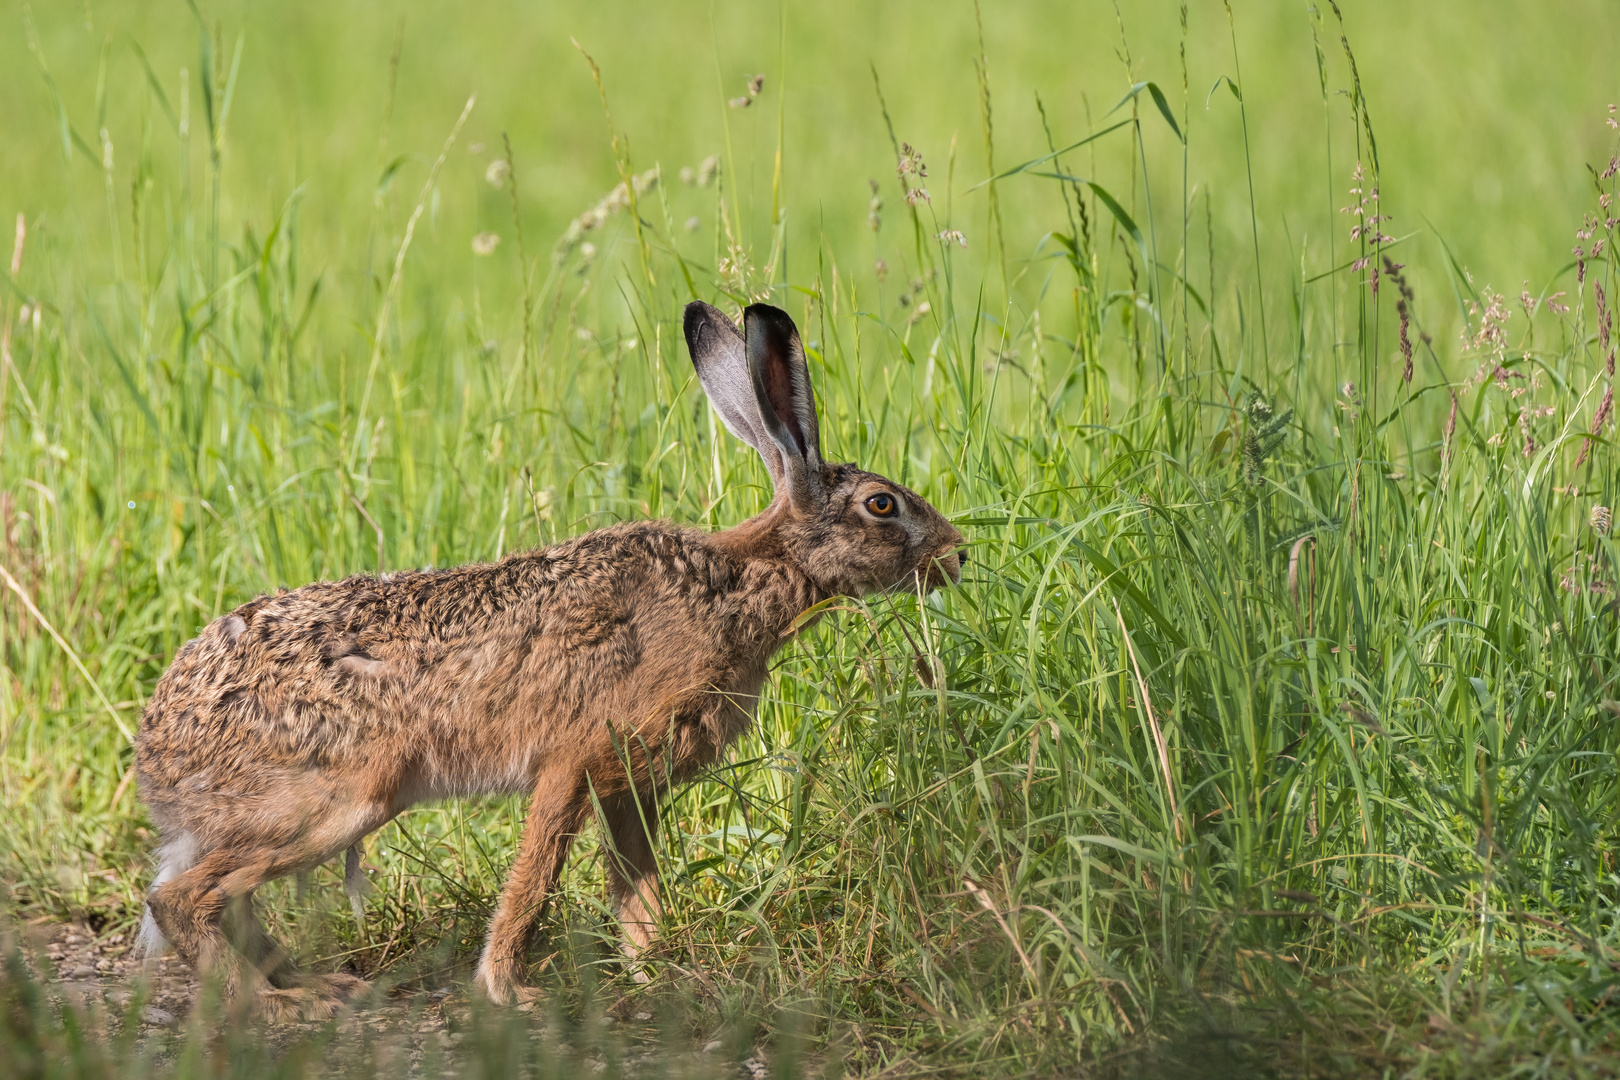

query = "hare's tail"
[135,830,198,963]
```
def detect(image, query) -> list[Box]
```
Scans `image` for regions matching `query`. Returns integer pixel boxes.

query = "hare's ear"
[684,301,787,485]
[743,304,825,512]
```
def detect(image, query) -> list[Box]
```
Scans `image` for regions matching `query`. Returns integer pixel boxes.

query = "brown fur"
[134,304,963,1009]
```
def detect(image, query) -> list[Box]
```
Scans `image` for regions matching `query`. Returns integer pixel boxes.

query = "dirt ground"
[17,920,771,1077]
[22,919,470,1067]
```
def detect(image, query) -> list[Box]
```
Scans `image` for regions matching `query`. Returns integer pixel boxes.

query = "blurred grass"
[3,0,1620,1076]
[7,0,1619,347]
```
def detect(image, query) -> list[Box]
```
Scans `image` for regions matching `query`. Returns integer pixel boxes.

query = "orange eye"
[865,493,897,516]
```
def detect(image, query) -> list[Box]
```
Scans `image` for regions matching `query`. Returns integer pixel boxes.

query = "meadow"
[3,0,1620,1075]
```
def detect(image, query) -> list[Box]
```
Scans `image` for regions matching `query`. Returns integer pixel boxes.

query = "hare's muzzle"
[920,544,965,590]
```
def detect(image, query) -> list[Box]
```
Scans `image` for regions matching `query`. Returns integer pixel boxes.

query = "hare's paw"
[310,972,370,1004]
[254,974,370,1022]
[472,960,543,1005]
[254,988,312,1023]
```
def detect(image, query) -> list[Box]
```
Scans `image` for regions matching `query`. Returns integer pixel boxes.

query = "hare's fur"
[135,303,963,1010]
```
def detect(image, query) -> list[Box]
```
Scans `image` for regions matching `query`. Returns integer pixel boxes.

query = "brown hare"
[134,301,964,1015]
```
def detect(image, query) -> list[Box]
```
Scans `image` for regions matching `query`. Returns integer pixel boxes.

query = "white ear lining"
[683,302,787,486]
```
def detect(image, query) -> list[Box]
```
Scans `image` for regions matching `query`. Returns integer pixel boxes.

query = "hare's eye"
[865,493,897,517]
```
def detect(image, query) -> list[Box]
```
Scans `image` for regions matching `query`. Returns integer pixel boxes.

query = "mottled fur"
[135,303,963,1011]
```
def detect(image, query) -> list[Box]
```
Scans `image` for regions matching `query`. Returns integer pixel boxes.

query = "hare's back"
[135,524,749,794]
[135,565,508,783]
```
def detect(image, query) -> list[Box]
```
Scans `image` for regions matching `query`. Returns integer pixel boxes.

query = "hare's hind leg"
[146,795,388,1017]
[221,894,298,988]
[145,847,302,1007]
[145,848,247,976]
[148,842,371,1019]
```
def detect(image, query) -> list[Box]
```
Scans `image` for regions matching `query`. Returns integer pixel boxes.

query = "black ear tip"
[684,300,735,354]
[683,300,712,335]
[743,303,798,338]
[682,303,703,349]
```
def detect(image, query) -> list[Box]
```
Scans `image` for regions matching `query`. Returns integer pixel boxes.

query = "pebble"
[633,1011,652,1021]
[702,1039,723,1053]
[142,1007,177,1026]
[70,964,96,980]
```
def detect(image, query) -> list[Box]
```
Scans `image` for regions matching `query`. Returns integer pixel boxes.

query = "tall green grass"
[3,1,1620,1075]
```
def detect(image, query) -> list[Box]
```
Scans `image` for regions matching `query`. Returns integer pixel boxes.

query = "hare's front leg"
[605,793,662,963]
[474,768,590,1004]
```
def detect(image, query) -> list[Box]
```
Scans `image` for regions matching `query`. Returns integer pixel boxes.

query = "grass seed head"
[728,73,764,110]
[1598,283,1611,351]
[1384,258,1415,382]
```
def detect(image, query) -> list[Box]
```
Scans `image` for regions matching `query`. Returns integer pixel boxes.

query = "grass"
[3,0,1620,1075]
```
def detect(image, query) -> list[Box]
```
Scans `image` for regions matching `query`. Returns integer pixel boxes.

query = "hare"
[134,301,964,1014]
